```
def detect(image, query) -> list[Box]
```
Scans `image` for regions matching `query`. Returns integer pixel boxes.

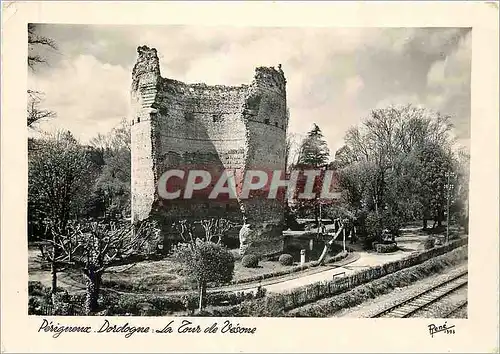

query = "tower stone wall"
[130,45,287,256]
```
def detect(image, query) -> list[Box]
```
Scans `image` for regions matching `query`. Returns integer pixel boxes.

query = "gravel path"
[334,263,468,318]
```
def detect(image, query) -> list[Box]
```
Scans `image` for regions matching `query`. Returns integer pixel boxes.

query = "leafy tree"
[337,163,365,212]
[29,132,99,297]
[88,119,131,218]
[451,149,470,232]
[29,132,98,240]
[172,220,235,311]
[416,141,454,228]
[173,241,234,311]
[334,104,460,237]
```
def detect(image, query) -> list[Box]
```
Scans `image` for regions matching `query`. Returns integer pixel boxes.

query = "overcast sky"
[29,25,471,155]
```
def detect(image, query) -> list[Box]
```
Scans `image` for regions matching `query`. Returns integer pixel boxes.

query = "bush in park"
[382,210,404,237]
[424,237,436,250]
[375,242,398,253]
[278,254,294,266]
[365,211,383,239]
[241,254,259,268]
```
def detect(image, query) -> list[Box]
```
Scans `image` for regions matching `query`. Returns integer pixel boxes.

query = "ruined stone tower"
[130,46,288,256]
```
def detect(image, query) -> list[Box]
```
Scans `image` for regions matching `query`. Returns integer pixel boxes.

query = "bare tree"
[285,132,303,171]
[28,23,57,70]
[27,90,56,127]
[50,219,156,314]
[36,219,80,302]
[173,218,235,247]
[27,24,58,127]
[199,218,233,244]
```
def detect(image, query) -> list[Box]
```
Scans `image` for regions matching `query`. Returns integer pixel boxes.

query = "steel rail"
[370,271,468,318]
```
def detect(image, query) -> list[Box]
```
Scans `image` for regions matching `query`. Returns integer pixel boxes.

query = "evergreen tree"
[294,124,331,227]
[297,124,330,168]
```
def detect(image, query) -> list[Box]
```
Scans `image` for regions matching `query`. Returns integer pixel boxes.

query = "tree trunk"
[50,261,57,303]
[50,234,58,302]
[84,269,102,315]
[422,218,427,230]
[314,202,319,228]
[198,282,207,311]
[51,261,57,293]
[342,228,346,252]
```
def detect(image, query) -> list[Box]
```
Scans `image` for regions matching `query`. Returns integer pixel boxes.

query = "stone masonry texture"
[130,45,288,256]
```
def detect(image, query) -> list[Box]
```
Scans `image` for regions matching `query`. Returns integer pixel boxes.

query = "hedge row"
[230,251,349,285]
[207,237,468,317]
[28,282,266,316]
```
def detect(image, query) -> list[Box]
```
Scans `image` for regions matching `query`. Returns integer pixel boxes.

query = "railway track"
[370,271,468,318]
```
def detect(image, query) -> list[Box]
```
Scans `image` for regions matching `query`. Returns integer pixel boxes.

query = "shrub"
[28,281,49,297]
[182,294,198,314]
[375,242,398,253]
[241,254,259,268]
[361,237,377,250]
[172,241,235,310]
[285,205,303,231]
[255,286,267,298]
[136,302,160,316]
[107,293,184,316]
[278,254,293,266]
[424,237,436,250]
[365,212,383,238]
[101,289,259,316]
[381,210,404,236]
[28,296,43,315]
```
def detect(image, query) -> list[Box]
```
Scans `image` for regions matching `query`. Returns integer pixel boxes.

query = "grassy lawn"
[100,250,323,293]
[29,238,347,295]
[102,258,192,292]
[32,225,457,295]
[233,259,296,282]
